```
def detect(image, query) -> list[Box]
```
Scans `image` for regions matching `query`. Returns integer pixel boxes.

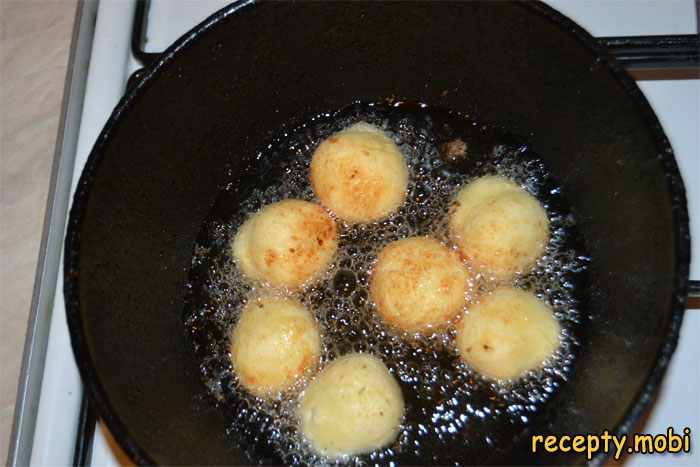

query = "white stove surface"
[27,1,699,466]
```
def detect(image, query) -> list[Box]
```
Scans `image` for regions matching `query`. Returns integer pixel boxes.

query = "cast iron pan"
[65,1,692,465]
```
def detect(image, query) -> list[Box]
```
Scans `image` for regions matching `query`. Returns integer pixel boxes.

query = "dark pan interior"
[65,1,689,465]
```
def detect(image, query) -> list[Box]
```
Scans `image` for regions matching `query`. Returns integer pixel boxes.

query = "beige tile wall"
[0,0,78,461]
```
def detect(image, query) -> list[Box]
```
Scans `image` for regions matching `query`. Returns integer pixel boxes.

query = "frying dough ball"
[310,122,408,224]
[297,353,404,458]
[455,287,560,380]
[370,236,470,334]
[230,297,321,398]
[448,175,549,279]
[232,199,338,289]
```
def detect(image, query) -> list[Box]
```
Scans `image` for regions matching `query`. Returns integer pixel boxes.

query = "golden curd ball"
[455,287,561,381]
[310,122,408,224]
[232,199,338,289]
[448,175,549,279]
[297,353,404,459]
[230,297,321,398]
[370,236,470,334]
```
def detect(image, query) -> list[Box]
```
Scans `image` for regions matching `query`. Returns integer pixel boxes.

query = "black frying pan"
[65,1,695,465]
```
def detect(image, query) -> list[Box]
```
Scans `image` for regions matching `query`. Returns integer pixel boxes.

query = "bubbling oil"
[184,101,590,465]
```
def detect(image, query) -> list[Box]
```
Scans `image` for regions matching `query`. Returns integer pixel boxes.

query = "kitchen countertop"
[0,0,78,461]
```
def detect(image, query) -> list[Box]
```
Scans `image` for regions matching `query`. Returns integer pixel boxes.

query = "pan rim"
[63,1,690,465]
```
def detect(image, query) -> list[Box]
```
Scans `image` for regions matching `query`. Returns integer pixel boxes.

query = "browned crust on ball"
[370,237,470,333]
